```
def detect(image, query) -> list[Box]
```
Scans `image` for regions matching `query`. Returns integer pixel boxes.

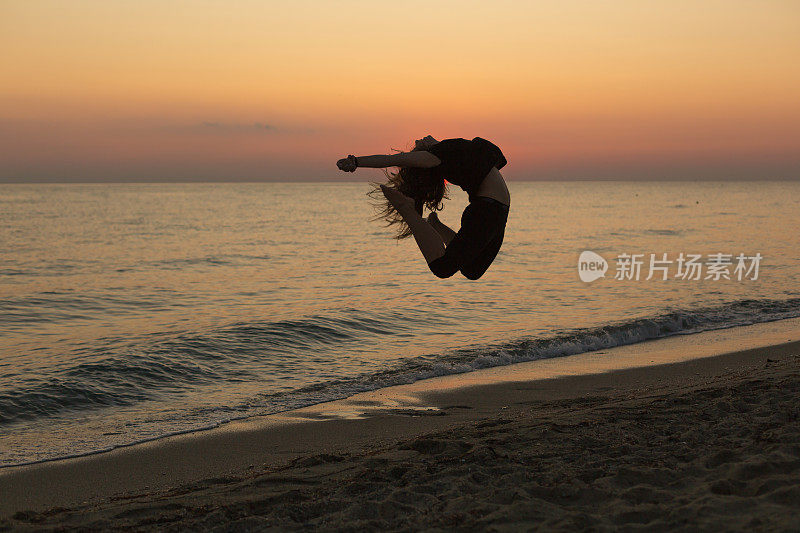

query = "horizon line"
[2,176,799,185]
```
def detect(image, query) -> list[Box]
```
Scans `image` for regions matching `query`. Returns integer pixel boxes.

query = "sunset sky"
[2,0,799,182]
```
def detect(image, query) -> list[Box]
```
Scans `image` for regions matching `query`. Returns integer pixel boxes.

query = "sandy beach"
[2,323,799,531]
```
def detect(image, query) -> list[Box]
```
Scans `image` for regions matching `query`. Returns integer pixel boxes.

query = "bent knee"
[428,257,457,279]
[460,267,487,280]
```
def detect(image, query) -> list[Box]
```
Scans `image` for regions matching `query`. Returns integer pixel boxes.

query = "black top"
[427,137,507,202]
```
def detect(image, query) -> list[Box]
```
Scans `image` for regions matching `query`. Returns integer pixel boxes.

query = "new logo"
[578,251,608,282]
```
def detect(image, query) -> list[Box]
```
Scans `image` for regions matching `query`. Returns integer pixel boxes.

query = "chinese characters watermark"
[578,251,762,283]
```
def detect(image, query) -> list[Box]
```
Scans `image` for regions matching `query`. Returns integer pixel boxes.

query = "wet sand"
[1,322,799,531]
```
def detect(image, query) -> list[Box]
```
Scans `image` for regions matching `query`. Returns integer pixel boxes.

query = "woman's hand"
[380,184,415,212]
[336,155,357,172]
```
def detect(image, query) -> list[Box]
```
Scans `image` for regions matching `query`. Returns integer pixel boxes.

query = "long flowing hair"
[366,146,448,239]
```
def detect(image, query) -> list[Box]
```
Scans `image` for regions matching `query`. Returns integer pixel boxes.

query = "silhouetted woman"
[337,135,510,280]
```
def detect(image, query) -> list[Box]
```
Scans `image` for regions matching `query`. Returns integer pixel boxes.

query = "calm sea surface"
[1,181,798,465]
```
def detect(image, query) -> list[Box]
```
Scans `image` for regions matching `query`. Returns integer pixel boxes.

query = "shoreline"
[1,318,799,529]
[3,314,798,472]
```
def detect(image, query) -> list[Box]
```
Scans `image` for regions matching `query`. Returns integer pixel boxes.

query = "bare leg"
[380,185,446,264]
[427,212,456,246]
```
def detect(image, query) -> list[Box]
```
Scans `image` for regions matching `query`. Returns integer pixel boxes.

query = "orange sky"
[2,0,799,182]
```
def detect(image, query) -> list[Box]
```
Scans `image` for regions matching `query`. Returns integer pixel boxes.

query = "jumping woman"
[336,135,510,280]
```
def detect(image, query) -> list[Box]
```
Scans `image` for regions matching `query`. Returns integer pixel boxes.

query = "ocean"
[1,180,798,466]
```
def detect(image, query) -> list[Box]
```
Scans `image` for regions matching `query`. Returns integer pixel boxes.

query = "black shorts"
[428,196,510,280]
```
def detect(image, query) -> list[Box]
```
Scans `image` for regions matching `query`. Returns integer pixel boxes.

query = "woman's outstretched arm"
[338,151,440,170]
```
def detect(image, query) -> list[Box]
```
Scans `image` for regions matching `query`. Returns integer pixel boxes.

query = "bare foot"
[380,184,415,211]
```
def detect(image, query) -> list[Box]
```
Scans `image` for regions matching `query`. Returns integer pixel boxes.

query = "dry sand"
[1,326,799,531]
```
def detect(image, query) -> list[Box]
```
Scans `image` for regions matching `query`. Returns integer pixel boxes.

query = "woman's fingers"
[337,158,356,172]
